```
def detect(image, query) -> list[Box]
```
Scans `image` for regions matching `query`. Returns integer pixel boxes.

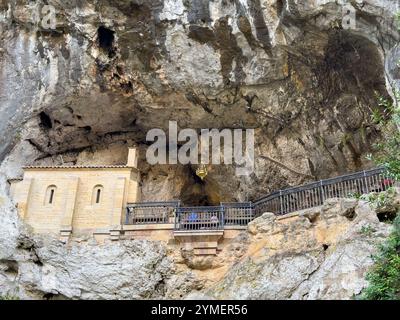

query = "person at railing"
[188,212,198,222]
[210,214,219,228]
[186,211,199,230]
[383,178,394,188]
[181,211,221,230]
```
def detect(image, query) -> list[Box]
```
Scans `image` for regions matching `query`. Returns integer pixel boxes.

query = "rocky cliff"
[1,0,399,204]
[1,0,400,300]
[1,175,398,299]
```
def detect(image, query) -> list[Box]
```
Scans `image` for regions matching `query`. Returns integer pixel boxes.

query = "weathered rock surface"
[0,0,399,301]
[12,240,172,300]
[1,177,398,300]
[1,171,210,300]
[0,174,175,300]
[1,1,399,205]
[191,195,397,300]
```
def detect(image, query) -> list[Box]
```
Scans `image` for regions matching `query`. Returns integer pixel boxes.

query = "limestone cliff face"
[0,177,176,300]
[194,197,397,300]
[1,176,398,300]
[1,0,400,300]
[0,1,399,203]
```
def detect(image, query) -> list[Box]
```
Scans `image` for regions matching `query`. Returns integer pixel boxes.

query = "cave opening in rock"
[2,259,19,277]
[179,166,221,206]
[98,26,116,57]
[276,0,284,17]
[39,111,52,129]
[377,211,397,223]
[317,30,387,101]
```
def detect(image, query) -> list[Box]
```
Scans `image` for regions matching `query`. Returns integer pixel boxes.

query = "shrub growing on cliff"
[369,92,400,180]
[361,215,400,300]
[360,187,397,210]
[361,87,400,299]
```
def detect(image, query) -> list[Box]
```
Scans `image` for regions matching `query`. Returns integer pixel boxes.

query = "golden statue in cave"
[196,164,208,180]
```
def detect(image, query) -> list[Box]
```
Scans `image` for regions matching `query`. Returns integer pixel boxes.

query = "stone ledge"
[224,225,247,230]
[174,230,224,237]
[122,224,174,231]
[276,211,301,221]
[123,225,247,232]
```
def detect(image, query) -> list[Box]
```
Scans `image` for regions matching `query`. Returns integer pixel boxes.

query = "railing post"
[363,170,369,194]
[279,190,283,215]
[320,180,325,204]
[174,202,179,229]
[220,204,225,229]
[125,207,130,225]
[174,207,179,230]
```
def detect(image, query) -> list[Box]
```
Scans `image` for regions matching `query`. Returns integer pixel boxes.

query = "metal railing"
[222,202,254,226]
[125,201,180,225]
[253,167,395,217]
[174,206,224,231]
[124,168,396,229]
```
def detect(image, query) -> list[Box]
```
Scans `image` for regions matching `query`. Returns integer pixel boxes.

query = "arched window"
[45,185,57,205]
[92,185,104,205]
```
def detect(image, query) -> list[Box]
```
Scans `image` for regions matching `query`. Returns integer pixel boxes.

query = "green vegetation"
[359,187,397,210]
[348,187,396,212]
[368,91,400,181]
[361,215,400,300]
[361,83,400,299]
[360,225,376,237]
[347,191,361,199]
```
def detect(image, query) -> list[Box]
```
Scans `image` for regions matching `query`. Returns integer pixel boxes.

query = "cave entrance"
[98,26,116,57]
[179,166,221,206]
[317,30,387,102]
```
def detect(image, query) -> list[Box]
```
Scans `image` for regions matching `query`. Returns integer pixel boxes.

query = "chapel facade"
[9,148,140,242]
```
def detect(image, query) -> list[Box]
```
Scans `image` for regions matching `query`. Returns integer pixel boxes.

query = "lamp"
[196,164,208,180]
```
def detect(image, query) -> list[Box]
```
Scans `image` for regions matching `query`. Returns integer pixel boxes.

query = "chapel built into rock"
[9,148,141,242]
[8,147,396,258]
